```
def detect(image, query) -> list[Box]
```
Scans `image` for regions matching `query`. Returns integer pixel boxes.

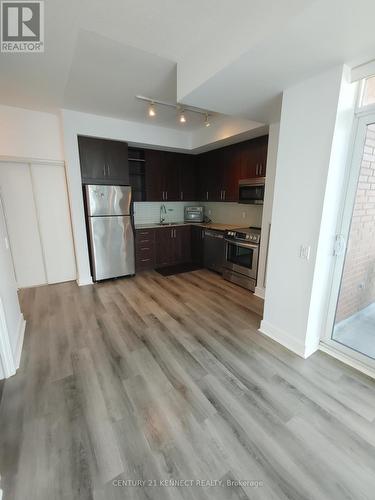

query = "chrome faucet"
[160,203,167,224]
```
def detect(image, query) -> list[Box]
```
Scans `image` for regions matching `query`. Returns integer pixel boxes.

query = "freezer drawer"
[88,215,135,281]
[85,184,132,217]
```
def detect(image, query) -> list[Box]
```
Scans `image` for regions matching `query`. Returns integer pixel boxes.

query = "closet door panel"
[0,163,46,287]
[31,164,76,284]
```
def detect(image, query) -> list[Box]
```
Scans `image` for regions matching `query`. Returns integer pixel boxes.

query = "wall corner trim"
[77,277,93,287]
[14,314,26,370]
[254,286,265,300]
[258,320,316,359]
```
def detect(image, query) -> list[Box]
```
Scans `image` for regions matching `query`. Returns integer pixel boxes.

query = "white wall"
[0,105,64,161]
[260,65,357,358]
[0,195,24,379]
[255,122,280,299]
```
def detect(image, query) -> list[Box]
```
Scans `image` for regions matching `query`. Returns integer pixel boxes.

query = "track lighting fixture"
[136,95,211,127]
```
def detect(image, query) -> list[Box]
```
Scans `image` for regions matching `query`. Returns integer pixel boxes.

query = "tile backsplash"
[134,201,263,227]
[203,202,263,227]
[133,202,200,225]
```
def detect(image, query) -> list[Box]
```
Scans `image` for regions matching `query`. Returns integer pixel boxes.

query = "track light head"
[205,113,210,127]
[179,109,186,123]
[148,102,156,117]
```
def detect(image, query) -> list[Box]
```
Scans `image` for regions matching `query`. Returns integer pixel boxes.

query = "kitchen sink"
[159,222,182,226]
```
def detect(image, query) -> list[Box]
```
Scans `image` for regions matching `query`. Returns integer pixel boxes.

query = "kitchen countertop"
[134,222,242,231]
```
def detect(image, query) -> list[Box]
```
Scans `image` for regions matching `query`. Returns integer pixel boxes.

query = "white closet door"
[31,164,76,284]
[0,163,47,287]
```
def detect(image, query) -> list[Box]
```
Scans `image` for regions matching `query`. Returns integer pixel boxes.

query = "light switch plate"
[300,245,311,260]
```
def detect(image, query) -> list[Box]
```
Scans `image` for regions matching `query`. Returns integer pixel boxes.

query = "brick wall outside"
[336,124,375,323]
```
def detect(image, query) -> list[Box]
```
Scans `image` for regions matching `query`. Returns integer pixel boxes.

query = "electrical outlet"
[208,209,212,215]
[299,245,311,260]
[242,212,246,219]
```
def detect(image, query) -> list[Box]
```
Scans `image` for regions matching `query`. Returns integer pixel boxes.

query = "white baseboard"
[254,286,265,299]
[14,314,26,370]
[77,276,93,286]
[258,319,315,359]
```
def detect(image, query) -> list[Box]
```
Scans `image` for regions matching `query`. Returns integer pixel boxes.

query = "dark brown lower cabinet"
[191,226,205,264]
[155,227,175,267]
[175,226,192,263]
[155,226,192,267]
[135,229,155,271]
[136,225,201,271]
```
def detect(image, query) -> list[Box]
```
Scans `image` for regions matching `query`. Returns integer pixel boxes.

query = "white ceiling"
[0,0,375,130]
[179,0,375,122]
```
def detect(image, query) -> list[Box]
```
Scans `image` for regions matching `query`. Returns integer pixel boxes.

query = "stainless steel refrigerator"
[85,185,135,281]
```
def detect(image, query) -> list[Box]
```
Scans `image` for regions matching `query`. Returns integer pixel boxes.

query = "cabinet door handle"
[107,164,110,177]
[223,190,226,201]
[162,191,164,200]
[181,191,183,201]
[174,229,176,238]
[206,191,209,200]
[259,164,262,175]
[103,165,106,177]
[165,191,168,201]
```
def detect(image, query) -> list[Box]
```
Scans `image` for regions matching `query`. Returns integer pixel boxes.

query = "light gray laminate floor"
[1,269,375,499]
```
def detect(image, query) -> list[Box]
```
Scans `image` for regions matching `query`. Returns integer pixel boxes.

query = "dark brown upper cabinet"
[79,135,268,200]
[144,149,166,201]
[240,136,268,179]
[144,149,179,201]
[78,136,129,185]
[197,150,222,202]
[197,135,268,202]
[145,150,197,202]
[178,154,198,202]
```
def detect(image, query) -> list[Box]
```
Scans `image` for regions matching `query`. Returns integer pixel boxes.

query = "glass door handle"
[333,234,346,256]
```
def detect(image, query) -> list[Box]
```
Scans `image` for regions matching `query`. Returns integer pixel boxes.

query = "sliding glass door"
[326,111,375,367]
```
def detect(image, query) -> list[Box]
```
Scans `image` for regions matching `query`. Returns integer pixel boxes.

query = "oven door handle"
[224,238,259,250]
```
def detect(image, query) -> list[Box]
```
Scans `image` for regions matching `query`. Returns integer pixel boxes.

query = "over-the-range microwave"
[238,177,265,205]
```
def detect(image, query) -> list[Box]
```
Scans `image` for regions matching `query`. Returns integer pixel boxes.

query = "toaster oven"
[184,206,204,223]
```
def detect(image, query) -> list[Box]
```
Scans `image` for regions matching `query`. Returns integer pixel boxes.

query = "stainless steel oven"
[223,227,261,291]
